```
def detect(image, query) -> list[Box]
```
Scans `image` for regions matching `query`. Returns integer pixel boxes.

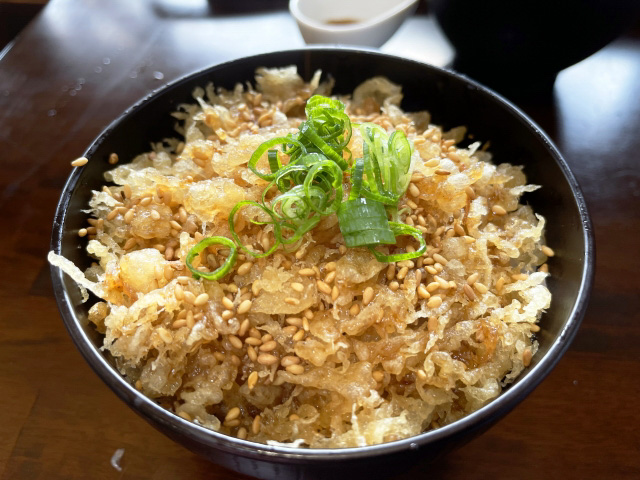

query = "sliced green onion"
[337,197,396,248]
[299,122,348,171]
[186,236,237,281]
[368,222,427,262]
[248,136,307,181]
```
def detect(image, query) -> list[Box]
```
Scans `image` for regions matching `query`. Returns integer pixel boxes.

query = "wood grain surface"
[1,1,639,479]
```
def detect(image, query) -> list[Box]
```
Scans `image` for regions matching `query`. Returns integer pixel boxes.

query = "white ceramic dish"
[289,0,419,47]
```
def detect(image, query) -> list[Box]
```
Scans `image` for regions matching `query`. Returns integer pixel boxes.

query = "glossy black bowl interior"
[50,48,594,480]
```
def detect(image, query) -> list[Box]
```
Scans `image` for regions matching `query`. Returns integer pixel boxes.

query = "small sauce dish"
[289,0,419,48]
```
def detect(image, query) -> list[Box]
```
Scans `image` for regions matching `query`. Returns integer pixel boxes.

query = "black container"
[431,0,640,99]
[50,48,594,480]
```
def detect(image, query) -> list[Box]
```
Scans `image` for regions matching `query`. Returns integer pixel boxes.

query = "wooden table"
[1,0,639,478]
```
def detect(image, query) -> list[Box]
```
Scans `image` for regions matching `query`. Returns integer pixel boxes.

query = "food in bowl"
[49,66,552,448]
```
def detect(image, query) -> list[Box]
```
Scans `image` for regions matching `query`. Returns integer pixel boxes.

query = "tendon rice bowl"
[49,66,552,448]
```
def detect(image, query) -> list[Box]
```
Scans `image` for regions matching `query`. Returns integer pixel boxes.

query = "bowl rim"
[50,46,595,463]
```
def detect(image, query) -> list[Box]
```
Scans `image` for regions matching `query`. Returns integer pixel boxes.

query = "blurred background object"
[430,0,640,99]
[289,0,419,47]
[0,0,48,50]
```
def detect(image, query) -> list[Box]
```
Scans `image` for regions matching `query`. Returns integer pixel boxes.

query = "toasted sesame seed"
[324,271,336,284]
[432,253,448,265]
[71,156,88,167]
[257,353,278,366]
[339,244,347,255]
[245,337,262,346]
[237,299,252,314]
[252,415,261,434]
[466,273,479,285]
[284,297,300,306]
[108,153,119,164]
[418,285,430,299]
[172,319,187,329]
[221,297,234,310]
[186,311,195,328]
[140,196,153,206]
[386,264,396,281]
[123,237,137,250]
[389,281,400,291]
[397,266,409,281]
[259,340,277,352]
[316,280,332,295]
[124,209,135,224]
[417,369,427,381]
[291,282,304,293]
[248,371,258,390]
[496,277,506,291]
[435,276,449,289]
[425,158,440,168]
[539,263,549,273]
[523,347,533,367]
[283,325,298,335]
[541,245,555,257]
[325,261,337,272]
[465,186,476,200]
[286,364,305,375]
[331,285,339,301]
[304,309,314,320]
[363,287,374,306]
[230,354,241,366]
[78,228,88,237]
[247,345,258,362]
[372,371,385,382]
[281,355,300,367]
[237,262,253,275]
[194,293,209,307]
[299,268,316,276]
[434,169,450,176]
[292,330,305,342]
[426,282,439,293]
[238,318,251,337]
[228,335,243,350]
[427,296,443,308]
[406,199,418,209]
[183,291,196,304]
[237,427,248,440]
[530,324,541,333]
[474,282,488,294]
[492,205,507,215]
[286,317,303,327]
[408,183,420,197]
[302,318,310,332]
[464,284,476,301]
[177,411,192,421]
[425,266,438,275]
[225,407,241,422]
[221,310,234,320]
[349,303,360,316]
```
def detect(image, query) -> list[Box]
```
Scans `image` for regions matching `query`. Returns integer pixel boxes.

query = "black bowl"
[431,0,640,98]
[50,48,594,480]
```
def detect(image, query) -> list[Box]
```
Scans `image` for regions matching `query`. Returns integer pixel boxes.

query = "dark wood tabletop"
[1,0,639,478]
